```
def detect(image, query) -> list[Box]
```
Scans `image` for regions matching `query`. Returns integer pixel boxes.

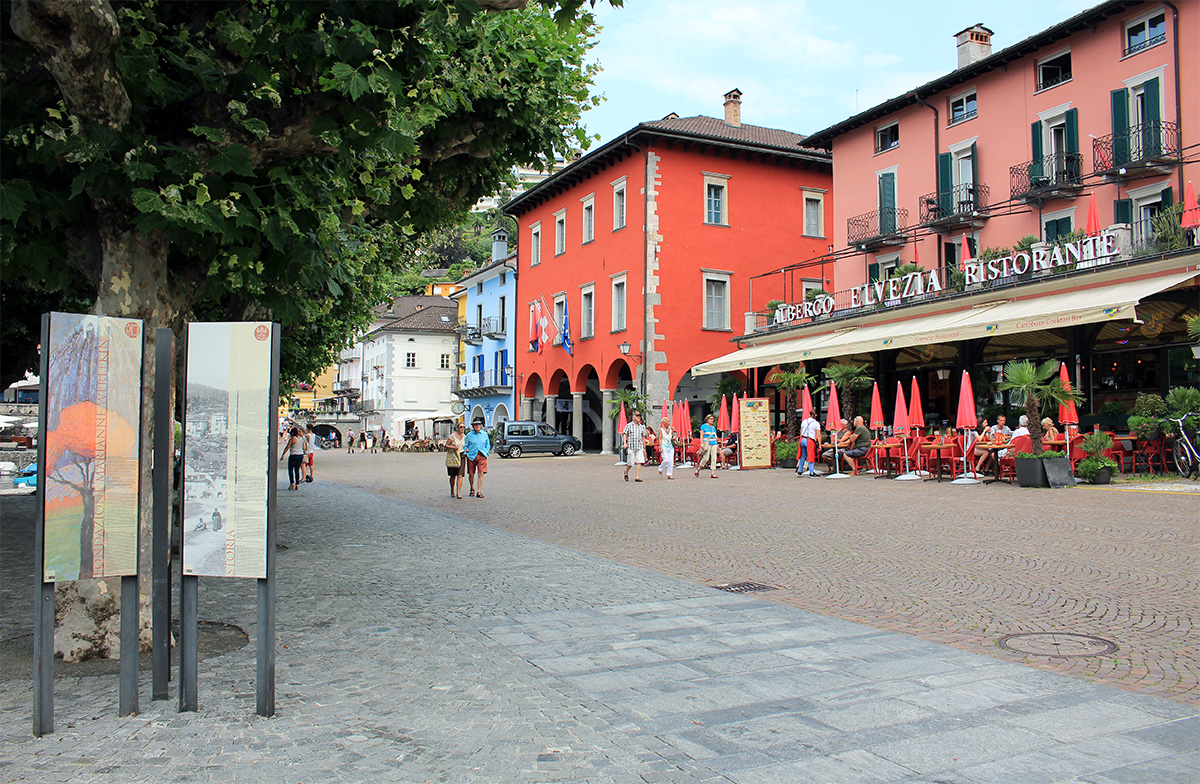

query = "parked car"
[14,463,37,488]
[494,421,580,458]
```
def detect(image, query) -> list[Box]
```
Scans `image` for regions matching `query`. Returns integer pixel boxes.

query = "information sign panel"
[42,313,143,581]
[738,398,772,469]
[183,323,274,578]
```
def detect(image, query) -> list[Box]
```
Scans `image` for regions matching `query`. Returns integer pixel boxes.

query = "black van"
[494,421,581,458]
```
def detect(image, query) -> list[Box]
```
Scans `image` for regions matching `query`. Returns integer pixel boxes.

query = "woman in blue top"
[695,414,719,479]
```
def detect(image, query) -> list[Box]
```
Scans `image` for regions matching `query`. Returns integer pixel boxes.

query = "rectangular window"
[875,122,899,153]
[702,272,731,330]
[499,271,507,286]
[530,223,541,266]
[611,276,626,332]
[581,194,595,243]
[498,295,506,333]
[1125,12,1166,56]
[803,195,823,237]
[476,303,483,331]
[1037,51,1072,92]
[553,296,565,345]
[1044,215,1073,242]
[405,352,418,369]
[440,354,451,370]
[580,286,594,339]
[949,91,977,125]
[702,172,730,225]
[554,210,566,255]
[612,177,627,230]
[477,282,483,295]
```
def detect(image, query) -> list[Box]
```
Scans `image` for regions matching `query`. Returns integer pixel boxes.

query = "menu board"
[183,322,274,578]
[42,313,144,582]
[738,397,772,469]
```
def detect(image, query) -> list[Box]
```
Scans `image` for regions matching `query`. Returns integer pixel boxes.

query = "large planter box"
[1041,455,1076,488]
[1090,467,1113,484]
[1015,456,1049,487]
[777,458,798,469]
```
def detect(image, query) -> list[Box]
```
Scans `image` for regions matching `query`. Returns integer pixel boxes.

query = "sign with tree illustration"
[739,398,772,469]
[183,323,274,579]
[42,313,143,582]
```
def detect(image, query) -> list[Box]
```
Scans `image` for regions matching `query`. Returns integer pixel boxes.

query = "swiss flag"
[537,297,559,351]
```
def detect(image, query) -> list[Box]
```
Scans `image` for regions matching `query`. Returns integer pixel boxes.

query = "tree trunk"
[1028,397,1044,454]
[55,224,183,661]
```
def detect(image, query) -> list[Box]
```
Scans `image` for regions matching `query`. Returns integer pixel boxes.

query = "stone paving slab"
[3,478,1198,783]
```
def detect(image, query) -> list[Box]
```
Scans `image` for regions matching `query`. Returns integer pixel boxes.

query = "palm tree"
[821,363,874,420]
[608,387,648,419]
[996,359,1083,453]
[766,365,815,439]
[708,374,745,410]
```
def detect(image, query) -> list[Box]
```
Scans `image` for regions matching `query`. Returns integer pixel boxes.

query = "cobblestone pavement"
[317,450,1200,706]
[0,458,1196,783]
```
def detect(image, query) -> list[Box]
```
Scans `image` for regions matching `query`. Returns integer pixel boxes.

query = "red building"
[503,91,833,452]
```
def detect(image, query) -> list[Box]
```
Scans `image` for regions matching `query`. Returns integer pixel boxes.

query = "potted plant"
[1126,392,1167,441]
[1012,450,1050,487]
[774,439,799,469]
[997,359,1082,488]
[1075,431,1117,484]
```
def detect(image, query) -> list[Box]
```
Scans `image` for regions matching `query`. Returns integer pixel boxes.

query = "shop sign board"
[41,313,144,582]
[738,398,772,469]
[183,322,275,579]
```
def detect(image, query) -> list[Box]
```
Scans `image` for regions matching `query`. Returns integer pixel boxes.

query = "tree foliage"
[1,0,602,388]
[996,359,1082,454]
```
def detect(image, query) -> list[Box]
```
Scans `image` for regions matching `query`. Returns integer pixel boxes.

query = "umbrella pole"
[952,426,980,485]
[896,433,921,480]
[826,439,850,479]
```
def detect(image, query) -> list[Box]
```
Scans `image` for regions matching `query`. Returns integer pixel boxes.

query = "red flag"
[1058,362,1079,425]
[869,382,885,429]
[1085,191,1101,236]
[1182,180,1199,229]
[956,371,978,430]
[731,394,741,433]
[908,376,926,430]
[892,380,909,436]
[528,302,539,352]
[537,297,559,352]
[825,382,841,430]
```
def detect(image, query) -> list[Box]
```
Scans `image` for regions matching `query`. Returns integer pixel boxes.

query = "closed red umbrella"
[801,385,813,419]
[908,376,926,432]
[717,395,730,431]
[869,382,885,430]
[1182,180,1198,229]
[892,380,909,436]
[959,233,971,271]
[1058,362,1079,425]
[825,383,841,430]
[662,398,671,425]
[618,401,627,432]
[730,393,740,433]
[1085,191,1101,236]
[953,370,980,484]
[683,398,692,442]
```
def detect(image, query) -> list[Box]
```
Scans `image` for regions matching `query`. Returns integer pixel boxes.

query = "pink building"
[699,0,1198,425]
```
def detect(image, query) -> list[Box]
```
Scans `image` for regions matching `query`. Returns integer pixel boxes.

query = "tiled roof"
[379,304,458,333]
[640,115,814,153]
[372,295,451,320]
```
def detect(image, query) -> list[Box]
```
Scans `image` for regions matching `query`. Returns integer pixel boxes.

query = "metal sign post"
[32,314,53,737]
[152,328,174,699]
[257,328,280,717]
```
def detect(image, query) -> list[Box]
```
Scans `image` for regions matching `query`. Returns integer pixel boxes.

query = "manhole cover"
[360,625,398,635]
[997,632,1117,657]
[712,582,777,593]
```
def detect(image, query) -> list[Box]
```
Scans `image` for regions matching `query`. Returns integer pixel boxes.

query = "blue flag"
[561,297,573,356]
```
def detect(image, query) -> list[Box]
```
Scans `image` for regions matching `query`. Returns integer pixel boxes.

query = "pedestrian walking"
[444,422,466,498]
[347,429,356,454]
[464,418,490,498]
[622,411,649,482]
[303,425,317,483]
[695,414,719,478]
[798,409,821,476]
[657,416,676,479]
[279,426,306,490]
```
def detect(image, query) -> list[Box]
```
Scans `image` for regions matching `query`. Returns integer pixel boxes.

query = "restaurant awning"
[693,269,1198,376]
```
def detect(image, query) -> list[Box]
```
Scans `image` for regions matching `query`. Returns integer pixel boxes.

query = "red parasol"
[1085,191,1101,236]
[908,376,926,433]
[1182,180,1199,229]
[1057,362,1079,425]
[717,395,730,431]
[959,233,971,271]
[955,370,978,429]
[683,398,692,442]
[869,382,885,430]
[892,380,909,436]
[662,398,671,425]
[801,385,813,419]
[913,242,921,267]
[825,382,841,430]
[617,401,628,433]
[731,394,741,433]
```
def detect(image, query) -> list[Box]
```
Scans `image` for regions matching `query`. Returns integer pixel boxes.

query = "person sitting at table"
[990,415,1013,442]
[841,415,872,474]
[972,418,993,474]
[720,430,739,468]
[822,419,854,469]
[1010,415,1030,441]
[1040,417,1060,442]
[644,425,657,463]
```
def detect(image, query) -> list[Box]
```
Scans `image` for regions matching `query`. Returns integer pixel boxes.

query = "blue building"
[451,230,518,427]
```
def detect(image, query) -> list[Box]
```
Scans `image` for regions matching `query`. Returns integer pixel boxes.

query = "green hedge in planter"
[1077,455,1118,482]
[774,440,798,461]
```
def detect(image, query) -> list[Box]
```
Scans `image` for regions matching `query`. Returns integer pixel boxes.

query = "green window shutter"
[1064,109,1079,180]
[937,152,952,215]
[1111,88,1130,166]
[1160,187,1173,209]
[868,262,881,283]
[968,142,979,207]
[1029,121,1044,181]
[878,172,896,234]
[1113,199,1132,225]
[1143,77,1161,156]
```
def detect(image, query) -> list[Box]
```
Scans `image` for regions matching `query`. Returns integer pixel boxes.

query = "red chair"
[997,434,1033,483]
[1067,434,1087,473]
[1133,435,1168,474]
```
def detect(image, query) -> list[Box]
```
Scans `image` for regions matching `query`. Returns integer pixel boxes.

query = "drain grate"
[712,581,777,593]
[998,632,1117,657]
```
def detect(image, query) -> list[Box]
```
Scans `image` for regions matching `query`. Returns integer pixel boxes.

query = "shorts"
[466,454,488,474]
[845,446,869,458]
[627,447,645,465]
[446,463,463,477]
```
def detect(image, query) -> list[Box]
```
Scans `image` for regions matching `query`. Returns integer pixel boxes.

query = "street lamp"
[617,340,642,362]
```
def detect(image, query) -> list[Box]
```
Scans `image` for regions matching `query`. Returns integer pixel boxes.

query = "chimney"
[491,227,508,263]
[955,24,993,68]
[723,88,742,127]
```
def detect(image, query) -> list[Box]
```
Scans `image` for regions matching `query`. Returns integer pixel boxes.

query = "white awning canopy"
[693,269,1198,376]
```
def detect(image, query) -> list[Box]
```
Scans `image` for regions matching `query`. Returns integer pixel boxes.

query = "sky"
[580,0,1097,145]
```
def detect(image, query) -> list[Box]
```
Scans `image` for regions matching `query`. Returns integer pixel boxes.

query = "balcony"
[847,208,909,248]
[1093,120,1180,178]
[452,368,513,398]
[1010,152,1083,202]
[331,379,360,395]
[458,321,482,345]
[481,315,506,339]
[918,183,990,231]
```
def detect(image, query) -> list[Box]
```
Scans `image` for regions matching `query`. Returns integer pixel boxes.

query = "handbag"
[445,448,461,468]
[671,436,683,448]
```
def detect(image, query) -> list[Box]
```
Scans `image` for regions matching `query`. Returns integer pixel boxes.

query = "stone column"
[544,395,557,425]
[520,396,531,421]
[600,389,614,454]
[571,392,584,448]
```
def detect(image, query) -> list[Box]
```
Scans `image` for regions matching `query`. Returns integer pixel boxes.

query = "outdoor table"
[920,442,956,482]
[870,441,902,479]
[983,442,1012,484]
[1042,438,1067,453]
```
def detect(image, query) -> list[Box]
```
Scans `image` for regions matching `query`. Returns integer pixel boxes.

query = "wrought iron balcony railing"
[847,208,909,245]
[1092,120,1180,173]
[1010,152,1083,200]
[1124,32,1165,58]
[481,315,506,338]
[918,183,989,224]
